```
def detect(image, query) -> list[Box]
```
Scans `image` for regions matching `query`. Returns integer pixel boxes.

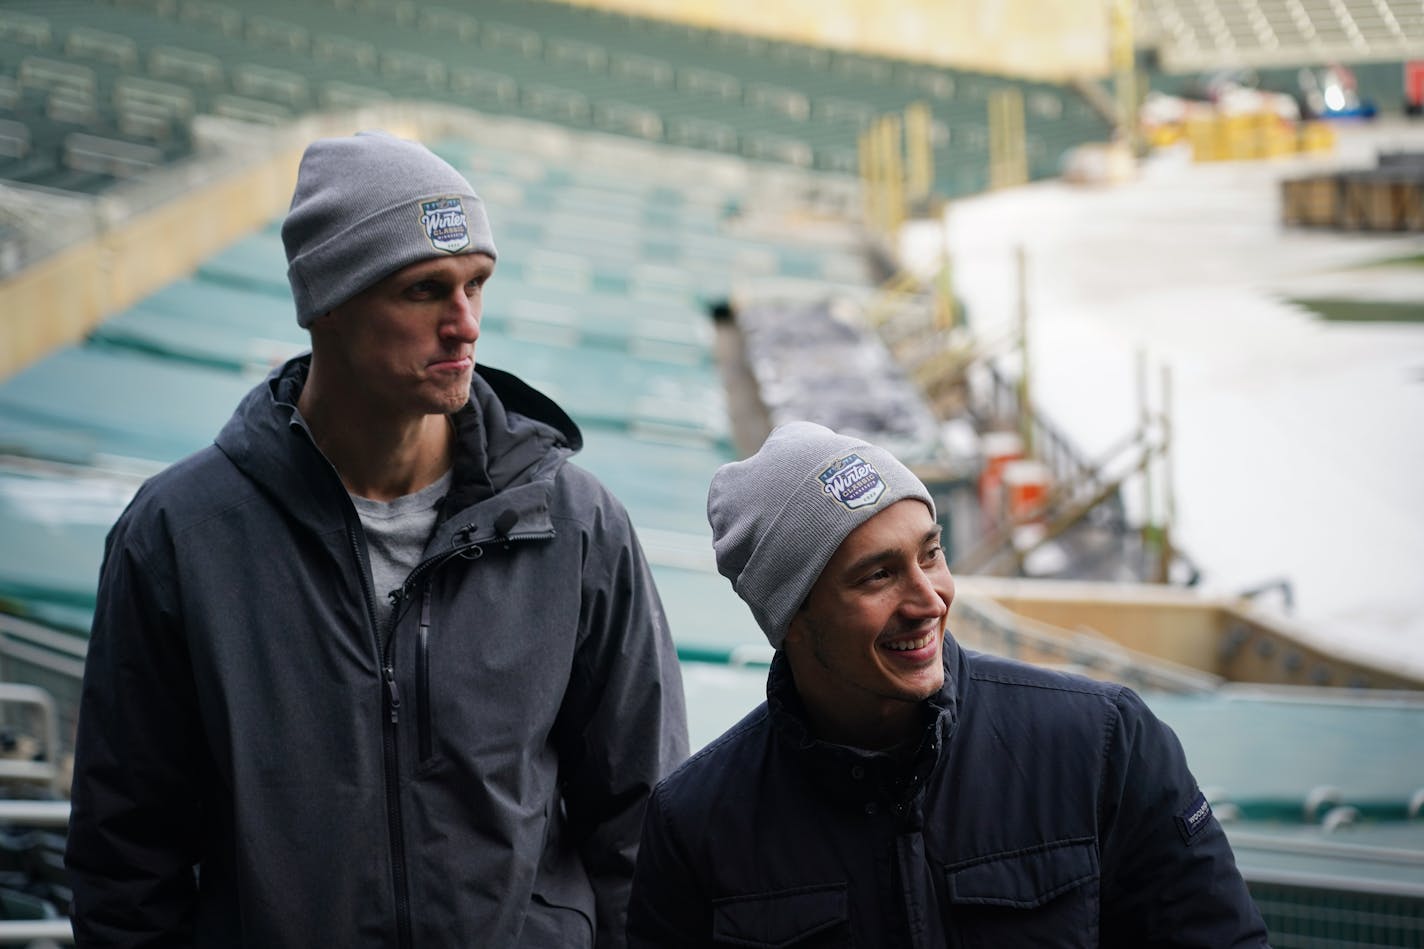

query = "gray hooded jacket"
[66,355,689,948]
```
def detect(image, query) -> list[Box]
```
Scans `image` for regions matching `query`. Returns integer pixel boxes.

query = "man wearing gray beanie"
[67,130,688,949]
[628,422,1267,947]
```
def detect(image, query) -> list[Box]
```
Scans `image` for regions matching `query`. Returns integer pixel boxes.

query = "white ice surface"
[901,122,1424,676]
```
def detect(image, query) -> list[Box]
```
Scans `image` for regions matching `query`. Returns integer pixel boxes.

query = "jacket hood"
[213,353,582,535]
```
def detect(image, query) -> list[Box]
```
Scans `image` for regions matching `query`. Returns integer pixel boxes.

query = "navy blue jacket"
[628,641,1268,948]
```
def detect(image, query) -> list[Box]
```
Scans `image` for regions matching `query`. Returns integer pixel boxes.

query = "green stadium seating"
[0,0,1111,197]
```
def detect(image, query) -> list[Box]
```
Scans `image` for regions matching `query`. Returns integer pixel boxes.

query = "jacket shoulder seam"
[970,669,1126,700]
[138,468,268,544]
[665,705,768,782]
[110,524,174,605]
[1096,690,1128,833]
[168,492,270,542]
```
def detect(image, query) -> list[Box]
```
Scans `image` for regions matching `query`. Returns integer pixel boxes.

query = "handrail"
[0,800,72,945]
[0,616,87,662]
[0,799,68,828]
[0,920,73,945]
[978,360,1099,490]
[1238,577,1295,613]
[1237,864,1424,899]
[949,430,1161,576]
[0,683,62,796]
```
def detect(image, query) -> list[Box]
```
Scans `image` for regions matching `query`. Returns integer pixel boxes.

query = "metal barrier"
[0,614,86,765]
[0,721,72,945]
[0,685,63,798]
[978,359,1100,493]
[1249,882,1424,949]
[0,921,71,947]
[1235,834,1424,949]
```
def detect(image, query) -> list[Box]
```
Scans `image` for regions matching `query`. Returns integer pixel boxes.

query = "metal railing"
[976,359,1101,494]
[0,684,63,798]
[0,689,72,945]
[0,922,71,947]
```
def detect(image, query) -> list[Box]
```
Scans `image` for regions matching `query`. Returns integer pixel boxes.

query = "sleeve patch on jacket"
[1176,790,1213,844]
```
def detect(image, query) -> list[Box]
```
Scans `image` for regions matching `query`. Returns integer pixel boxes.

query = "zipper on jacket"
[385,664,402,724]
[381,694,413,949]
[379,591,415,949]
[416,585,433,762]
[454,523,556,549]
[348,523,415,949]
[364,529,551,948]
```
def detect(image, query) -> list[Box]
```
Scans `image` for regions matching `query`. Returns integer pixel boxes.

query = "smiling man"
[627,421,1267,948]
[65,131,688,949]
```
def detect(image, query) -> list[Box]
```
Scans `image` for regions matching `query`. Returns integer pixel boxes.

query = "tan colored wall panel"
[0,149,303,380]
[557,0,1110,79]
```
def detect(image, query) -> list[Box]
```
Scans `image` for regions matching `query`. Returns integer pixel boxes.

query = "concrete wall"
[958,576,1424,691]
[557,0,1112,80]
[0,148,304,381]
[0,106,440,380]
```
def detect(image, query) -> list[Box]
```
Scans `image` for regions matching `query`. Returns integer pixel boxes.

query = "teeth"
[884,631,934,652]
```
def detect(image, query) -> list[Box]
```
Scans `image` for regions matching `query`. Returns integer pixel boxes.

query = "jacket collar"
[766,638,961,812]
[439,364,579,521]
[213,354,581,537]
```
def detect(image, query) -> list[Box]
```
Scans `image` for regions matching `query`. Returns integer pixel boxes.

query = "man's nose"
[902,563,948,617]
[443,291,480,342]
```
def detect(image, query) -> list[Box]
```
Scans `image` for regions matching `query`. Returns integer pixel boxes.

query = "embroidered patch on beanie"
[818,453,886,510]
[420,197,471,254]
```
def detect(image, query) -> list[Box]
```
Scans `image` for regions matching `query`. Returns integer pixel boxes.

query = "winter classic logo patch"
[419,197,471,253]
[818,453,887,510]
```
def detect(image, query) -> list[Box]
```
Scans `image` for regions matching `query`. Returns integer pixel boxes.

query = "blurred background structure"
[1,0,1423,944]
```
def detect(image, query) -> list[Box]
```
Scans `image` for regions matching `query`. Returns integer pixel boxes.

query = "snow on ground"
[902,121,1424,676]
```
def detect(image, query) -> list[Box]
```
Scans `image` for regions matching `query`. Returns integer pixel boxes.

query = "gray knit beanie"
[282,130,497,327]
[708,421,936,649]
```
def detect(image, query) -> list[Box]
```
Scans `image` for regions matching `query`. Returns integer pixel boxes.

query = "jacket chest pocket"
[712,883,852,948]
[943,838,1099,949]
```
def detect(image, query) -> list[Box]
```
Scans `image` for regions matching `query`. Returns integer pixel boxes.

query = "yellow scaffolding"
[988,88,1027,190]
[858,127,879,231]
[878,112,905,232]
[859,101,940,237]
[904,101,934,208]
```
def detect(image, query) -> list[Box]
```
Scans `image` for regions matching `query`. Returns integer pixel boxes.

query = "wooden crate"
[1341,175,1424,231]
[1280,175,1340,227]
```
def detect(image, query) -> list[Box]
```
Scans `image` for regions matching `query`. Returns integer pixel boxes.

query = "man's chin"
[899,668,945,702]
[432,375,474,411]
